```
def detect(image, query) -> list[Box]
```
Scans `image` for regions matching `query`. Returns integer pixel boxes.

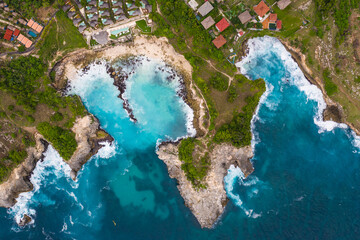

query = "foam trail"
[8,145,71,226]
[236,36,349,134]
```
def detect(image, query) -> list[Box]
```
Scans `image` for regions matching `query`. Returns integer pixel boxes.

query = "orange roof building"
[212,35,227,49]
[253,1,270,18]
[276,20,282,30]
[215,18,230,32]
[262,17,270,29]
[269,13,277,22]
[25,40,33,48]
[27,19,35,28]
[17,33,25,42]
[35,24,43,33]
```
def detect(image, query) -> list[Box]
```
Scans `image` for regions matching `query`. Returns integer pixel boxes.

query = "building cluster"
[61,0,152,33]
[0,1,44,49]
[187,0,291,49]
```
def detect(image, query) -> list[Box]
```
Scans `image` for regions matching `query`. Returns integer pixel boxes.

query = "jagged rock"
[18,214,32,227]
[157,142,254,228]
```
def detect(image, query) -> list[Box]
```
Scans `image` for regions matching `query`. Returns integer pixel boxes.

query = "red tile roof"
[276,20,282,30]
[253,1,270,18]
[269,13,277,22]
[212,35,227,49]
[215,18,230,32]
[13,29,20,36]
[4,29,13,40]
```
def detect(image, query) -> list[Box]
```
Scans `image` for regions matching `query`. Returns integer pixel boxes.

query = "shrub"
[323,69,338,96]
[209,73,229,91]
[26,115,35,123]
[50,112,64,122]
[37,122,77,160]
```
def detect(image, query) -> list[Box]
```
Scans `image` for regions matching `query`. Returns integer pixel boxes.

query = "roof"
[253,1,269,18]
[78,25,86,33]
[27,19,35,27]
[198,1,213,16]
[276,20,282,29]
[99,3,109,8]
[262,16,270,29]
[25,39,33,48]
[93,31,109,44]
[215,18,230,32]
[238,10,252,24]
[212,35,226,49]
[13,29,20,36]
[17,34,25,42]
[201,16,215,29]
[73,18,82,25]
[269,13,277,22]
[277,0,291,10]
[35,24,43,33]
[4,29,12,40]
[188,0,199,10]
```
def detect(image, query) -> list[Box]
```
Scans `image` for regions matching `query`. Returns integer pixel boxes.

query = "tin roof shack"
[198,1,213,17]
[277,0,291,10]
[238,10,252,25]
[201,16,215,30]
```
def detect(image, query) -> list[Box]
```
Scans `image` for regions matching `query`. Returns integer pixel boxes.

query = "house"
[253,1,270,18]
[263,13,282,30]
[238,10,252,25]
[90,20,98,27]
[93,31,109,44]
[88,0,97,5]
[18,19,27,25]
[113,8,124,15]
[67,11,76,18]
[129,9,141,16]
[100,10,110,16]
[112,1,123,7]
[188,0,198,10]
[78,25,86,33]
[7,25,15,31]
[198,1,213,17]
[89,14,99,21]
[73,18,82,25]
[201,16,215,30]
[277,0,291,10]
[103,19,114,25]
[215,18,230,32]
[99,2,109,8]
[212,35,226,49]
[17,34,32,48]
[13,29,20,37]
[62,5,71,12]
[276,20,282,30]
[3,29,13,41]
[115,14,128,21]
[87,6,98,13]
[27,19,35,28]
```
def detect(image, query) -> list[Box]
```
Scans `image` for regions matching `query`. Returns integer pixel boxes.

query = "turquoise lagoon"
[0,37,359,239]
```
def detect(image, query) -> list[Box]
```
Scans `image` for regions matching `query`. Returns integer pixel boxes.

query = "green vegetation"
[355,76,360,83]
[209,73,229,91]
[214,78,265,147]
[136,20,151,33]
[50,112,64,122]
[0,56,46,112]
[37,122,77,160]
[179,138,209,188]
[323,69,338,96]
[227,84,238,103]
[0,150,27,182]
[38,10,87,63]
[4,0,54,18]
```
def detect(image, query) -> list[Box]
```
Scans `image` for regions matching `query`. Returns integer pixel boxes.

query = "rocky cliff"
[157,142,254,228]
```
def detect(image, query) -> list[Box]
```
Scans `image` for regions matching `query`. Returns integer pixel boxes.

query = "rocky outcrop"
[0,133,47,208]
[157,142,254,228]
[67,115,113,180]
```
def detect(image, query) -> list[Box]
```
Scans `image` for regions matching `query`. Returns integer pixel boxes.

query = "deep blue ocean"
[0,36,359,239]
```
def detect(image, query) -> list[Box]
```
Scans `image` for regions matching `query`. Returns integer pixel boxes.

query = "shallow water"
[0,38,359,239]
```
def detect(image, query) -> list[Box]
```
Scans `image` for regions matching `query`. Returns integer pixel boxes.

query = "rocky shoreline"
[157,142,254,228]
[280,39,360,135]
[0,115,113,217]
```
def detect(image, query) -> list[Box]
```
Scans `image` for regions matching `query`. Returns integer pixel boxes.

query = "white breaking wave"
[97,141,117,159]
[236,36,349,135]
[224,165,262,219]
[8,145,71,226]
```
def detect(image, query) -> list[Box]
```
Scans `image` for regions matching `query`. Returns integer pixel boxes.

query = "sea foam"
[8,146,71,227]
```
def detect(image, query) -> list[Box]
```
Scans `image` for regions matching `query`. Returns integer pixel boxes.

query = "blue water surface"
[0,38,359,239]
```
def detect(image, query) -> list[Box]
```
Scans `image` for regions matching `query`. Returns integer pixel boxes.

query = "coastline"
[280,39,360,136]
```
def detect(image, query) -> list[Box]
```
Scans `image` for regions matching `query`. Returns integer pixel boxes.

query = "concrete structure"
[188,0,198,10]
[238,10,252,25]
[198,1,213,17]
[93,31,109,45]
[201,16,215,30]
[277,0,291,10]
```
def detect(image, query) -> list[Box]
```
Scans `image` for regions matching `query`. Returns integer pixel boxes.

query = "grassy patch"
[323,69,338,96]
[136,20,151,33]
[38,10,87,63]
